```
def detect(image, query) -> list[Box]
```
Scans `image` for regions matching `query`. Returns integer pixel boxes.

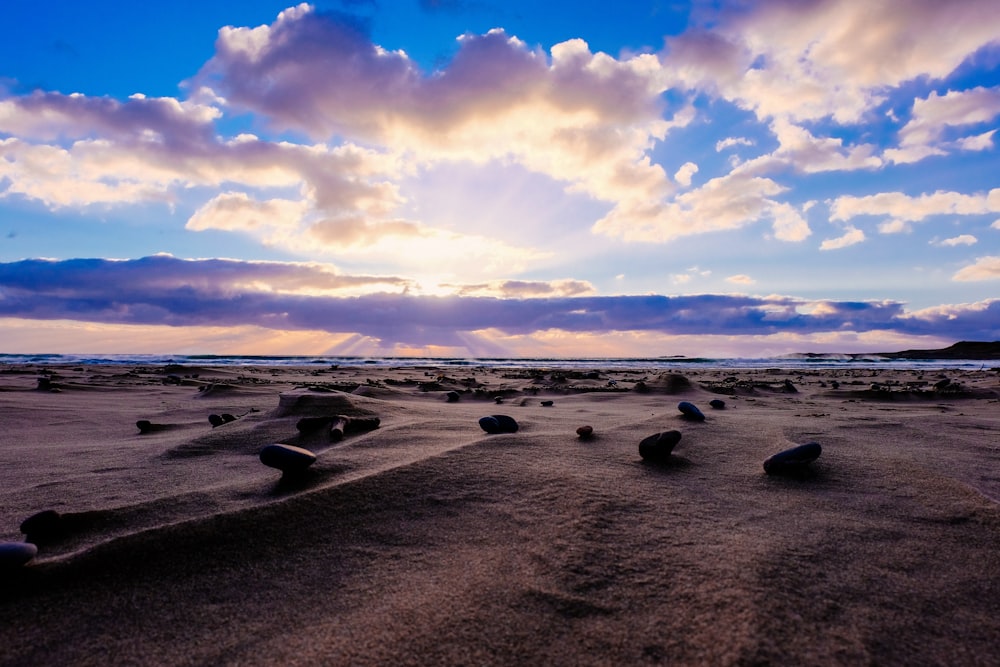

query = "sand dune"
[1,363,999,665]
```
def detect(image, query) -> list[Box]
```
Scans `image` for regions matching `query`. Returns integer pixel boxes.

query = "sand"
[1,362,999,665]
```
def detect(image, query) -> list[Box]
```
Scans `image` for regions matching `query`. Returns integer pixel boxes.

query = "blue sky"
[0,0,998,357]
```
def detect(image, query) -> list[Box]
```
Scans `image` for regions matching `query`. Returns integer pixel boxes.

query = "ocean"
[0,353,994,372]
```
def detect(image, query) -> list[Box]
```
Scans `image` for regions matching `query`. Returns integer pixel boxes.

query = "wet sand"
[1,363,999,665]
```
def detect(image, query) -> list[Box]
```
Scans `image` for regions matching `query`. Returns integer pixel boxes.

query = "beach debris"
[478,414,519,434]
[763,442,822,475]
[639,430,682,463]
[446,391,461,403]
[677,401,706,421]
[494,396,503,404]
[0,542,38,570]
[576,425,594,440]
[540,400,554,407]
[20,509,64,544]
[709,399,726,409]
[259,444,317,474]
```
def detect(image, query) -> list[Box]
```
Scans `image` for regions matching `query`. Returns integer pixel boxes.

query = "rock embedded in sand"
[259,444,317,473]
[639,430,682,463]
[677,401,706,421]
[709,399,726,409]
[20,509,63,544]
[576,425,594,440]
[540,400,554,407]
[479,414,518,434]
[0,542,38,569]
[763,442,822,475]
[446,391,460,402]
[208,414,225,427]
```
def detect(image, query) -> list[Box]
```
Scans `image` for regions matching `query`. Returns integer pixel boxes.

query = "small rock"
[446,391,460,403]
[934,378,951,391]
[576,425,594,440]
[208,414,225,427]
[709,399,726,409]
[221,413,237,423]
[639,430,682,463]
[479,414,518,434]
[0,542,38,570]
[540,400,554,407]
[763,442,822,475]
[494,396,503,404]
[677,401,706,421]
[20,509,63,544]
[259,444,317,473]
[136,419,155,434]
[783,379,798,393]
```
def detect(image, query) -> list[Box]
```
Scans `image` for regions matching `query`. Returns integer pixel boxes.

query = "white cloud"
[830,189,1000,224]
[715,137,754,152]
[954,130,996,152]
[674,161,699,187]
[726,274,755,285]
[953,256,1000,281]
[898,87,1000,148]
[664,0,1000,124]
[934,235,977,247]
[820,226,865,250]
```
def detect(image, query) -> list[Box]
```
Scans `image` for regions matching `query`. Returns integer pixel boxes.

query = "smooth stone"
[208,414,225,427]
[540,400,554,407]
[0,542,38,569]
[576,425,594,439]
[639,430,682,463]
[136,419,154,434]
[20,509,63,544]
[763,442,822,475]
[259,444,317,473]
[479,414,518,434]
[677,401,706,421]
[709,399,726,409]
[221,413,237,423]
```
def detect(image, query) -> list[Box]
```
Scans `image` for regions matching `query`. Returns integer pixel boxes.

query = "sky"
[0,0,998,358]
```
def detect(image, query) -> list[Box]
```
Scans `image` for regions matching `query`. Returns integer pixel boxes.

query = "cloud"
[898,87,1000,148]
[820,226,865,250]
[726,274,755,285]
[447,279,596,298]
[715,137,754,152]
[192,7,686,234]
[664,0,1000,124]
[2,256,998,345]
[933,235,977,247]
[952,256,1000,281]
[673,161,698,187]
[829,189,1000,229]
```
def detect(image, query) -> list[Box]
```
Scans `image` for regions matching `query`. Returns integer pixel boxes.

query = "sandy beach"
[1,362,999,665]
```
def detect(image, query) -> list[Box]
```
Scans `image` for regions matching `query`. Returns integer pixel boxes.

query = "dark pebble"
[763,442,822,475]
[221,413,237,423]
[20,509,63,544]
[0,542,38,569]
[540,400,554,407]
[208,414,225,427]
[677,401,706,421]
[709,399,726,409]
[479,414,518,434]
[639,430,682,463]
[446,391,460,402]
[576,425,594,439]
[259,444,317,473]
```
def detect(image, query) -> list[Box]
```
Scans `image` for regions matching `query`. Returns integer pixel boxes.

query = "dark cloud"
[1,256,997,346]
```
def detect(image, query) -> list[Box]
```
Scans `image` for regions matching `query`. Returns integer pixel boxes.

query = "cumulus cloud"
[830,189,1000,230]
[726,274,755,285]
[716,137,754,152]
[953,256,1000,281]
[934,235,977,247]
[664,0,1000,124]
[674,161,698,187]
[820,226,865,250]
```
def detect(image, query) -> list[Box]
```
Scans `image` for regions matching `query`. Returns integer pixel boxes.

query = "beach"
[1,362,999,665]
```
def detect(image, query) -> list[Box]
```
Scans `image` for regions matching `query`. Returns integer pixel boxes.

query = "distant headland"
[863,341,1000,360]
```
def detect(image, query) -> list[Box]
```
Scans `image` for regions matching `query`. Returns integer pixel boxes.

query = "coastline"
[1,361,999,665]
